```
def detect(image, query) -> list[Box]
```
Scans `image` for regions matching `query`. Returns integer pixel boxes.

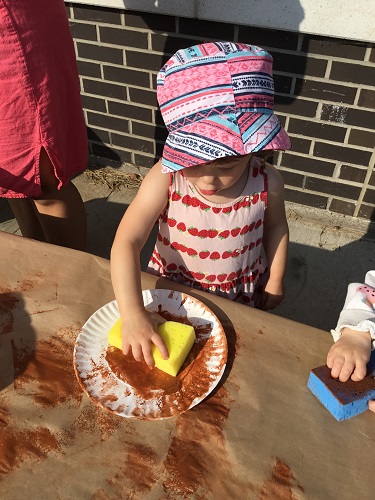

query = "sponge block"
[107,319,196,377]
[107,318,122,350]
[307,364,375,421]
[152,321,196,377]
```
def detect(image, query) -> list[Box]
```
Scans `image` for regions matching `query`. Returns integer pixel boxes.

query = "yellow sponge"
[152,321,196,376]
[107,318,123,350]
[107,319,196,377]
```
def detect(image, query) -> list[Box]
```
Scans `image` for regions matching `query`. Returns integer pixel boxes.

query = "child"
[327,270,375,412]
[111,42,291,365]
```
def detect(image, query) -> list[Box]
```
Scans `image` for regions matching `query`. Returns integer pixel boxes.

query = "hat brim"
[161,111,291,172]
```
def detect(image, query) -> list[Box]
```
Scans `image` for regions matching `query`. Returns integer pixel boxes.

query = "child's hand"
[258,281,285,310]
[121,309,169,366]
[326,327,371,382]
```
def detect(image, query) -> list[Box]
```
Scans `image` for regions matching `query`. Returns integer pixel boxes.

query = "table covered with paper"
[1,231,374,498]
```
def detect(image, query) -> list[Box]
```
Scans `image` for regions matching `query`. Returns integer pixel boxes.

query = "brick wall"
[66,3,375,222]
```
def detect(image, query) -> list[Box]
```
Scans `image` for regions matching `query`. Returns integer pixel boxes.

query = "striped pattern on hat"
[157,42,291,172]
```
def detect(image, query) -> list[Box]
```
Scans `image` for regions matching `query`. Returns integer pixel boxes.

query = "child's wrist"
[341,327,371,340]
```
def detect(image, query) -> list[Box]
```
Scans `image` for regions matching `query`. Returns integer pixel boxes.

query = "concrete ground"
[1,163,374,333]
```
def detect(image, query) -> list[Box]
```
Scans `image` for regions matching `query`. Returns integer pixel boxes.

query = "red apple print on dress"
[212,207,222,214]
[177,222,186,232]
[168,218,177,227]
[210,251,220,261]
[199,250,210,259]
[231,248,240,258]
[162,236,170,246]
[170,241,179,251]
[260,191,267,202]
[231,227,241,237]
[222,250,232,259]
[248,222,255,232]
[188,226,198,236]
[161,257,167,267]
[251,193,259,204]
[198,229,208,239]
[187,248,198,257]
[233,202,241,211]
[227,272,237,281]
[255,219,262,229]
[217,273,227,282]
[157,232,163,242]
[240,225,249,235]
[222,207,232,215]
[161,212,168,223]
[208,228,218,238]
[205,274,216,283]
[167,263,177,271]
[171,190,182,201]
[179,244,187,252]
[191,198,200,208]
[218,230,230,239]
[241,245,248,254]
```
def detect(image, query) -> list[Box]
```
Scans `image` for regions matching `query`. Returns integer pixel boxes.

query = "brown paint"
[0,423,61,475]
[260,457,304,499]
[162,385,255,497]
[0,292,20,335]
[13,325,83,407]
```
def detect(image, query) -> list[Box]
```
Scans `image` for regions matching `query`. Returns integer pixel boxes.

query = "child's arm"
[260,163,289,310]
[327,270,375,383]
[110,161,170,365]
[327,327,371,382]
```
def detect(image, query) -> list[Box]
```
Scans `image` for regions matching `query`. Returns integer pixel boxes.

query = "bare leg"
[7,198,46,241]
[32,148,87,251]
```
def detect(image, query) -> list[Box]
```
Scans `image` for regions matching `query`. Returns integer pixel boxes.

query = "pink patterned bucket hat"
[157,41,291,172]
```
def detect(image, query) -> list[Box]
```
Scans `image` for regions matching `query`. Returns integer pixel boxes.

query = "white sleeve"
[331,271,375,350]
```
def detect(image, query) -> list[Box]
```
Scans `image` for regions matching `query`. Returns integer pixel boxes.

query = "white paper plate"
[73,289,227,420]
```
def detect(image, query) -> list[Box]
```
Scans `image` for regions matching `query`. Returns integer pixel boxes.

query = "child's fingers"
[121,338,130,356]
[338,359,356,382]
[131,344,144,362]
[141,343,155,367]
[329,355,345,379]
[152,333,169,360]
[350,361,367,382]
[368,400,375,413]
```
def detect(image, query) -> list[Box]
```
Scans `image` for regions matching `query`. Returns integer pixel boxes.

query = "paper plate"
[73,289,227,420]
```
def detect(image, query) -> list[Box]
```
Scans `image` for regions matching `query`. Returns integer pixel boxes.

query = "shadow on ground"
[1,171,374,334]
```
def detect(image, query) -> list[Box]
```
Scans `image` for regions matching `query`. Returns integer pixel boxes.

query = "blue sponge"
[307,352,375,421]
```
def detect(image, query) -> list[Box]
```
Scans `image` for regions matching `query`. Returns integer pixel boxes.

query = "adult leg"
[33,148,87,251]
[7,198,46,241]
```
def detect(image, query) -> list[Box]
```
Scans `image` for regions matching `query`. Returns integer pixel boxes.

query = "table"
[1,231,374,499]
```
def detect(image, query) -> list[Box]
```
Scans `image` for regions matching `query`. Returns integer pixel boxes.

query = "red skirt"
[0,0,87,198]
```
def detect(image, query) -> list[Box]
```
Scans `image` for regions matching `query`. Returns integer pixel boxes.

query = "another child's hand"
[121,309,169,366]
[326,327,371,382]
[258,281,285,310]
